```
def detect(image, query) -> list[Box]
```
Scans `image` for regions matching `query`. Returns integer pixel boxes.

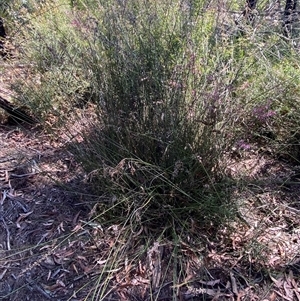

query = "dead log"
[0,95,37,124]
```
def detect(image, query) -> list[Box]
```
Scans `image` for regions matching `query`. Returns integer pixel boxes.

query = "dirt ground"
[0,60,108,301]
[0,123,99,300]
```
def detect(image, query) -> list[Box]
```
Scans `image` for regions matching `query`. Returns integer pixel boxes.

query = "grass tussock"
[66,0,241,229]
[2,0,300,299]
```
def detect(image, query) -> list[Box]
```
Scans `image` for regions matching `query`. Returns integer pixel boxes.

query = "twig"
[0,95,37,124]
[26,278,52,300]
[9,172,39,178]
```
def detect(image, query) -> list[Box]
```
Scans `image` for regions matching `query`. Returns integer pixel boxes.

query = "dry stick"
[0,95,37,124]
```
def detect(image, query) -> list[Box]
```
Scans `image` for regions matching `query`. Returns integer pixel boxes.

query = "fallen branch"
[0,95,37,124]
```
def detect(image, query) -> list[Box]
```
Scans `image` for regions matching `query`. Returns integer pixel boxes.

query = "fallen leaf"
[199,279,221,286]
[16,211,33,228]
